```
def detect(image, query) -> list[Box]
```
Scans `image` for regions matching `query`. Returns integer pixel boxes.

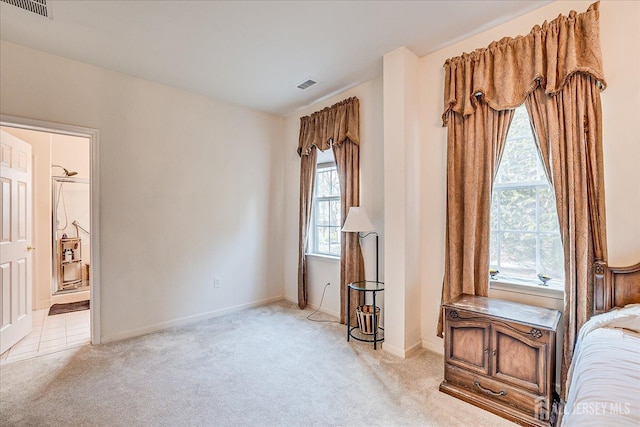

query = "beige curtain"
[437,102,514,337]
[297,97,364,322]
[439,2,607,398]
[524,73,607,397]
[297,146,317,309]
[333,139,365,324]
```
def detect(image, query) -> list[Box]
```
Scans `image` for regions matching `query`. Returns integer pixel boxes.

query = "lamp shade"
[341,207,375,233]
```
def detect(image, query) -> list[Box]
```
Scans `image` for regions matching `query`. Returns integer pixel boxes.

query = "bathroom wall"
[51,134,91,292]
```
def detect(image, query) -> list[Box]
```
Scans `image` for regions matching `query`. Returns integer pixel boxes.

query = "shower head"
[51,164,78,177]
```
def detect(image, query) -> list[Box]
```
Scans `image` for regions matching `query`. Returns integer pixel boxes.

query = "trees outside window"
[490,106,564,285]
[311,163,341,256]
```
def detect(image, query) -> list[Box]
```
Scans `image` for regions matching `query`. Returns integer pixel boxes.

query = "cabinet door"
[445,311,490,375]
[490,323,548,394]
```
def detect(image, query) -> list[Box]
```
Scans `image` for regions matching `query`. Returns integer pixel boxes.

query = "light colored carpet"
[0,301,514,426]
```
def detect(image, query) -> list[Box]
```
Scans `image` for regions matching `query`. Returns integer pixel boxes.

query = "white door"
[0,130,33,354]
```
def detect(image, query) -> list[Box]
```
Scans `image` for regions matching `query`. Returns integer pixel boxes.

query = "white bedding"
[561,304,640,426]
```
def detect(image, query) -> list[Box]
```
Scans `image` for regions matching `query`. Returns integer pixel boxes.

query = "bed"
[560,261,640,426]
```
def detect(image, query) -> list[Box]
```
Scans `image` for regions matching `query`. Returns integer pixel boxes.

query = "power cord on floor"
[306,282,340,323]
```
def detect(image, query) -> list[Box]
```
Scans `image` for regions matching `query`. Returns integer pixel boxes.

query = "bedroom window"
[311,162,341,257]
[490,105,564,287]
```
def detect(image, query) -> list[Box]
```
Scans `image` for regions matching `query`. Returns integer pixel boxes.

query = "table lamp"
[341,207,379,283]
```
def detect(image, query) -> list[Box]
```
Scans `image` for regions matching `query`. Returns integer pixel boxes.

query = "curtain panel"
[297,147,317,309]
[442,2,605,125]
[438,2,607,399]
[437,103,514,336]
[297,97,364,323]
[524,73,607,396]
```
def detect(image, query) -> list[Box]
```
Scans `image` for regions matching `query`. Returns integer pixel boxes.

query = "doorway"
[0,116,100,364]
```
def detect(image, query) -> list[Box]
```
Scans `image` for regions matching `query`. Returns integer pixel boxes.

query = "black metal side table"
[347,280,384,349]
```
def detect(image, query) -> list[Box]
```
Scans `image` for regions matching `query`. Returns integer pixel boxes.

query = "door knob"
[27,246,35,251]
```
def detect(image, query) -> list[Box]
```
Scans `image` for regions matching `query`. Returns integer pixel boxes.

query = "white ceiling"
[0,0,551,116]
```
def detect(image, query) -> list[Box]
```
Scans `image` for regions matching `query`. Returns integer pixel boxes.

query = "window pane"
[539,187,559,231]
[495,107,541,184]
[331,170,340,196]
[317,226,329,254]
[490,191,499,230]
[499,232,536,277]
[330,199,341,226]
[317,201,329,225]
[316,171,331,197]
[540,234,564,279]
[329,227,340,253]
[490,105,564,283]
[499,188,537,231]
[490,231,499,269]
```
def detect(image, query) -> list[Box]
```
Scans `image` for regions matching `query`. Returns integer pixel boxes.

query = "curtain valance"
[298,97,360,156]
[442,2,605,125]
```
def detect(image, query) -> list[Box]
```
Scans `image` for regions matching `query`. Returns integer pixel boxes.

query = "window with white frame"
[490,105,564,286]
[310,162,341,257]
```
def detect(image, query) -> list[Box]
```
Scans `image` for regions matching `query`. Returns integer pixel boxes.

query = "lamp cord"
[306,282,340,324]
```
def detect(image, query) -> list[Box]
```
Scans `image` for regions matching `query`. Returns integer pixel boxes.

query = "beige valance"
[297,97,360,156]
[442,2,606,125]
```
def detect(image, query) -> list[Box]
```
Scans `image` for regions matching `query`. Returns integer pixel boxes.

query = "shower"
[51,164,78,177]
[52,174,90,293]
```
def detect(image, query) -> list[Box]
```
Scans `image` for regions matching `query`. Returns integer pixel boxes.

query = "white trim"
[102,295,284,343]
[383,339,422,359]
[0,114,101,345]
[283,294,340,319]
[490,279,564,300]
[421,338,445,355]
[305,253,340,263]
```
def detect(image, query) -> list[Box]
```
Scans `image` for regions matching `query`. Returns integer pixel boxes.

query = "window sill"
[306,253,340,263]
[490,278,564,301]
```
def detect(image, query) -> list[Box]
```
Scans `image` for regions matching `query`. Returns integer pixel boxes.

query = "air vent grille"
[1,0,50,18]
[297,79,317,90]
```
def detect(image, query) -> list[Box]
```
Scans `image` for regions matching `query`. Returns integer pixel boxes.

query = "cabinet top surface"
[443,294,560,330]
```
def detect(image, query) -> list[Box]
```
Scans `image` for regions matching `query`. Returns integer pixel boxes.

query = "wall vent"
[296,79,317,90]
[1,0,51,18]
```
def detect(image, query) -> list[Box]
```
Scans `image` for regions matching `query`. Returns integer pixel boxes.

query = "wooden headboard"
[593,261,640,315]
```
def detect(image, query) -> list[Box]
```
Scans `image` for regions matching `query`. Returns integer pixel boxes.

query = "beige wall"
[382,47,422,357]
[418,0,640,353]
[0,41,285,342]
[283,78,384,318]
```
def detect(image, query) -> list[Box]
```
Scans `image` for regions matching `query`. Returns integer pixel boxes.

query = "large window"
[311,163,341,257]
[490,106,564,286]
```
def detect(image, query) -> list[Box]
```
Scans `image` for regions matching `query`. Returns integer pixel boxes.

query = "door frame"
[0,114,101,345]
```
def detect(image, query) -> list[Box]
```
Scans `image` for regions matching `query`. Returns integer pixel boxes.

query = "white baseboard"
[421,337,444,355]
[283,295,340,319]
[51,290,90,305]
[383,339,422,358]
[101,295,284,344]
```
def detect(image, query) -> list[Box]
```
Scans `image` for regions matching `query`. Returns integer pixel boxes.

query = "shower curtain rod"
[72,220,90,235]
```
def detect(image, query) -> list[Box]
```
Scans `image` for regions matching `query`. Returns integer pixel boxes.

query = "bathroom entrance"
[0,120,97,364]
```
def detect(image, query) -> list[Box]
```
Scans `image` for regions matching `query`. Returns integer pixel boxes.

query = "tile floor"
[0,307,91,365]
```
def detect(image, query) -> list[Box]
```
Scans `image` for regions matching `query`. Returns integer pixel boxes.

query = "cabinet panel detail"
[440,294,560,427]
[446,319,490,375]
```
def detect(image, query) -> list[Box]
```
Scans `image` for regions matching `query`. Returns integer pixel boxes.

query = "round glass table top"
[348,280,384,291]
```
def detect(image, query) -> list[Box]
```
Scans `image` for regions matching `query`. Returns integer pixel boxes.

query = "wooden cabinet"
[440,294,560,426]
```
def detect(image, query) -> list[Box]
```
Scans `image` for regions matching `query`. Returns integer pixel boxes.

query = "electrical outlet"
[214,277,221,288]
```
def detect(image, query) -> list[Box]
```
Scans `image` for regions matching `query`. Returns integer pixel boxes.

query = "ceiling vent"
[296,79,317,90]
[1,0,51,18]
